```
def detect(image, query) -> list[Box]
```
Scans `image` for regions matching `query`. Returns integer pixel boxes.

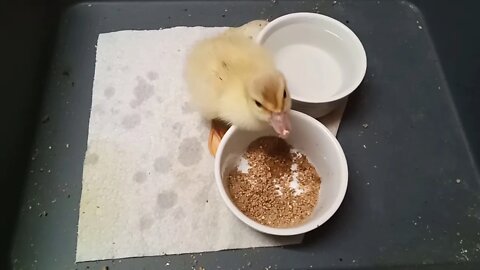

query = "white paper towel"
[76,27,346,262]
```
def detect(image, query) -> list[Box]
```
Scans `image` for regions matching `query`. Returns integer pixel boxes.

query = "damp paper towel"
[76,27,347,262]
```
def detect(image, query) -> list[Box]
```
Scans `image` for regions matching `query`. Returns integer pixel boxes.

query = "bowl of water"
[256,12,367,118]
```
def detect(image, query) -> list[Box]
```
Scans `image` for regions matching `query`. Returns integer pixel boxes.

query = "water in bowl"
[275,43,343,101]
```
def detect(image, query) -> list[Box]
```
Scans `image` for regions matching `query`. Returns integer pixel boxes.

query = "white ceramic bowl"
[214,110,348,236]
[256,13,367,118]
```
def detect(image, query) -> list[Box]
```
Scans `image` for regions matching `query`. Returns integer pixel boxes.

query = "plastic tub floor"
[10,1,480,269]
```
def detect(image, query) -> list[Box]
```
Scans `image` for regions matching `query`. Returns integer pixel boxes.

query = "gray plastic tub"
[1,0,479,269]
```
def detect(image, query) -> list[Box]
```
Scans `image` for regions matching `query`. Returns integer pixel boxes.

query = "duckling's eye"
[283,90,287,98]
[254,100,262,108]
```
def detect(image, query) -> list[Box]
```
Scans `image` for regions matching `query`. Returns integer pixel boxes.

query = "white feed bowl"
[214,110,348,236]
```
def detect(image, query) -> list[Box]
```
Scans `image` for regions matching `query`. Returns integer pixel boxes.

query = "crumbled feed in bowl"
[228,136,321,228]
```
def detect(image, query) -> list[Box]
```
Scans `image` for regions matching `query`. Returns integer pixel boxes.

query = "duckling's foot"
[208,119,231,157]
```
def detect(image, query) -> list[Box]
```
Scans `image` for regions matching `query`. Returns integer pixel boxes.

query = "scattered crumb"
[455,179,461,184]
[65,143,70,148]
[418,25,423,29]
[228,136,321,227]
[48,146,52,150]
[363,144,367,149]
[458,248,470,261]
[41,115,50,124]
[362,123,369,128]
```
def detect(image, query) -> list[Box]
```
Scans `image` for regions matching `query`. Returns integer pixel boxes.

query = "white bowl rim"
[256,12,368,104]
[214,110,349,236]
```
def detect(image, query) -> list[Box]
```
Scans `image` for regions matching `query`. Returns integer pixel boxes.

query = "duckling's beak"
[270,112,291,138]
